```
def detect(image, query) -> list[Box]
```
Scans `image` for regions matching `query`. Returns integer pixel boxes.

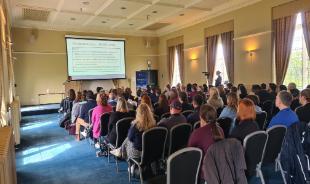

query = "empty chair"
[243,131,268,180]
[108,117,135,171]
[167,147,202,184]
[161,112,171,119]
[193,121,200,130]
[182,110,194,118]
[255,112,267,130]
[168,123,192,156]
[128,127,168,184]
[217,117,232,138]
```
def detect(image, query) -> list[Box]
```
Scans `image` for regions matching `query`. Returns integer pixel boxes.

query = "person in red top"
[92,93,113,144]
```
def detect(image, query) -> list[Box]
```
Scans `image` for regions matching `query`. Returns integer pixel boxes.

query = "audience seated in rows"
[75,91,97,141]
[154,94,170,118]
[158,100,187,130]
[268,91,299,128]
[229,99,259,143]
[110,103,156,159]
[245,94,264,113]
[296,88,310,122]
[179,92,194,111]
[71,91,83,123]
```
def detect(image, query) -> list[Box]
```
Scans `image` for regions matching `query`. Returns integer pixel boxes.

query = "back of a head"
[96,87,103,93]
[217,85,225,95]
[141,94,152,108]
[193,94,204,107]
[279,85,287,91]
[290,88,300,98]
[261,83,267,90]
[237,99,256,121]
[278,90,293,107]
[199,104,223,141]
[97,93,108,106]
[301,88,310,102]
[75,91,82,102]
[209,87,219,99]
[135,103,155,131]
[251,84,261,93]
[226,83,233,89]
[288,82,297,90]
[158,94,169,107]
[231,86,238,93]
[245,95,260,106]
[269,83,277,92]
[116,97,128,112]
[69,89,76,101]
[239,85,248,95]
[227,92,238,111]
[179,91,188,103]
[86,90,94,100]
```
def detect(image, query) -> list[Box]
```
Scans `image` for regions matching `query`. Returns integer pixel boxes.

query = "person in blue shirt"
[268,90,299,128]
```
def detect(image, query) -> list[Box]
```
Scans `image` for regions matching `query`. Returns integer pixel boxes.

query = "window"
[172,48,181,86]
[213,35,229,85]
[284,13,310,89]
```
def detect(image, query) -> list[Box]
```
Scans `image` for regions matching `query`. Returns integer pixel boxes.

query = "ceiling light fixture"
[121,7,127,10]
[101,21,107,23]
[129,23,134,26]
[152,10,157,14]
[179,13,185,16]
[82,1,90,5]
[70,17,76,21]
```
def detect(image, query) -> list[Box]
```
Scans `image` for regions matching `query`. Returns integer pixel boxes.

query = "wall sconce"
[190,58,199,62]
[247,50,256,62]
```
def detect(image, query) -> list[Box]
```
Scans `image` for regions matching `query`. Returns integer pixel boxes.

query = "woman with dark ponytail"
[188,104,224,153]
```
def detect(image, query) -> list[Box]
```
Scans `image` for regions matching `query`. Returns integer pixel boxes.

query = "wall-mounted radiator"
[0,127,17,184]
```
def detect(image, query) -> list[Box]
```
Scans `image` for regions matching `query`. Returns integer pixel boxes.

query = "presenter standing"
[215,71,222,87]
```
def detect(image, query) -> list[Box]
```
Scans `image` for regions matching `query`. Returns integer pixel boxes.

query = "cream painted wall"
[158,0,299,88]
[12,28,158,105]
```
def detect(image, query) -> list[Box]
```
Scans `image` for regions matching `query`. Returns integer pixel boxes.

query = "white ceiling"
[9,0,262,37]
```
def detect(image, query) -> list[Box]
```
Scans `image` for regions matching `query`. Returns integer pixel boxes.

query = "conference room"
[1,0,310,183]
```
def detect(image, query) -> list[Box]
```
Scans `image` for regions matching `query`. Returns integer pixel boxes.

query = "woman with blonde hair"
[110,103,156,159]
[207,87,224,110]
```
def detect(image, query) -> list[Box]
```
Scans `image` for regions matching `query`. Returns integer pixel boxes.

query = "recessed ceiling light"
[179,13,185,16]
[101,21,107,23]
[152,10,157,14]
[82,1,90,5]
[129,23,134,26]
[121,7,127,10]
[70,17,76,21]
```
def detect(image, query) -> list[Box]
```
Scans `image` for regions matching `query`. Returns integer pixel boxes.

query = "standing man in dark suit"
[215,71,222,87]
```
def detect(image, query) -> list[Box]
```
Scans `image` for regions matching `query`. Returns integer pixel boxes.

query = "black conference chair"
[128,127,168,184]
[168,123,192,156]
[243,131,268,181]
[108,117,134,172]
[217,117,232,138]
[99,112,111,137]
[88,108,94,125]
[262,100,273,122]
[167,147,202,184]
[128,110,136,118]
[181,110,194,118]
[153,114,160,123]
[256,112,267,130]
[193,121,200,130]
[161,112,171,119]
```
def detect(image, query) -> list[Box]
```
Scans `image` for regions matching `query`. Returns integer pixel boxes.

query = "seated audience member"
[245,95,264,113]
[268,91,299,128]
[230,99,259,143]
[124,87,135,100]
[108,89,118,107]
[219,92,238,120]
[168,88,179,105]
[188,84,198,101]
[60,89,76,113]
[207,87,224,110]
[268,83,277,100]
[251,84,261,95]
[290,88,301,111]
[75,91,97,141]
[106,97,130,145]
[163,84,171,99]
[217,85,227,105]
[71,91,83,123]
[110,103,156,159]
[158,100,187,130]
[188,104,224,181]
[179,91,193,111]
[238,84,248,99]
[95,87,103,97]
[140,94,153,111]
[154,94,170,118]
[202,84,208,93]
[279,84,287,91]
[188,104,223,153]
[230,86,238,94]
[257,83,273,104]
[92,93,113,144]
[296,89,310,122]
[187,95,204,125]
[288,82,297,91]
[225,83,233,94]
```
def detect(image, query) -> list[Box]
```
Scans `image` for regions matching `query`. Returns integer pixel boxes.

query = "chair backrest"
[88,108,94,124]
[128,110,136,117]
[243,131,268,177]
[217,117,232,138]
[182,110,194,118]
[153,114,160,123]
[167,147,203,184]
[262,100,273,120]
[255,112,267,130]
[262,125,287,164]
[100,112,111,136]
[115,117,135,147]
[193,121,200,130]
[161,112,171,119]
[217,107,224,117]
[140,127,168,166]
[168,123,192,156]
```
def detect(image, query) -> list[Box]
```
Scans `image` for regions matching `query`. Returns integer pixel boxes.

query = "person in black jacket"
[296,88,310,122]
[230,99,259,143]
[179,91,193,111]
[106,97,130,145]
[154,94,170,118]
[187,95,204,126]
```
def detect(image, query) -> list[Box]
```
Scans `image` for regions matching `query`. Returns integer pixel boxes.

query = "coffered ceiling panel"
[62,0,106,15]
[100,1,147,19]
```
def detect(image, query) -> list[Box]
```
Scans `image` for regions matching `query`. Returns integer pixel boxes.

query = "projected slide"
[66,37,126,80]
